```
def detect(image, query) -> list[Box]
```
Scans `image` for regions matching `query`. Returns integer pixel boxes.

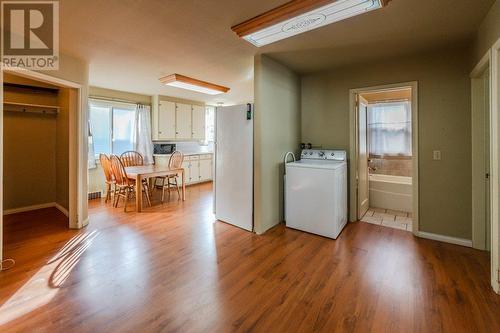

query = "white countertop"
[154,151,213,157]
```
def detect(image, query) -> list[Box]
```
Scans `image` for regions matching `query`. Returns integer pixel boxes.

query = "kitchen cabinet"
[191,105,205,140]
[152,95,206,142]
[199,156,212,181]
[158,101,176,140]
[175,103,192,140]
[155,153,213,186]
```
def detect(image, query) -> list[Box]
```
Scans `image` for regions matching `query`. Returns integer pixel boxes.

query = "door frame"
[490,38,500,293]
[349,81,419,234]
[471,51,492,251]
[1,66,87,265]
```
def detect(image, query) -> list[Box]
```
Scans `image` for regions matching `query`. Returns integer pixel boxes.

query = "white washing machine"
[285,149,348,239]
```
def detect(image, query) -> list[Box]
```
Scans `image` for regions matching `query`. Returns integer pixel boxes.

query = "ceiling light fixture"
[232,0,392,47]
[159,74,230,95]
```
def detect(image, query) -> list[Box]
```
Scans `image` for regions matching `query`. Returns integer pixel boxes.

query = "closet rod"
[3,101,59,115]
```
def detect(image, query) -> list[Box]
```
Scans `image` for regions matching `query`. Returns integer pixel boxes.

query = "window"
[89,100,136,156]
[368,101,412,157]
[205,105,215,143]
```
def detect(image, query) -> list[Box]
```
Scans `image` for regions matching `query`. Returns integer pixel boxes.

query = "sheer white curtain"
[133,104,154,164]
[368,101,412,157]
[88,120,97,169]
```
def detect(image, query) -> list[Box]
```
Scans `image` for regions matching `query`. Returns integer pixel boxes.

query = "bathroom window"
[368,101,412,157]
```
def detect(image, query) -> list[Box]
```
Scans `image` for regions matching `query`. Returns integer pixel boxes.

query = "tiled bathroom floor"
[361,207,413,231]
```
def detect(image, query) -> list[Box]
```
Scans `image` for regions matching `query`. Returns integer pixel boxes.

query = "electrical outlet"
[433,150,442,161]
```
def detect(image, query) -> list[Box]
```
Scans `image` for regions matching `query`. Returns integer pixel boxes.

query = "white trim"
[491,38,500,293]
[349,82,419,235]
[54,203,69,217]
[3,202,67,216]
[2,66,81,88]
[416,231,473,248]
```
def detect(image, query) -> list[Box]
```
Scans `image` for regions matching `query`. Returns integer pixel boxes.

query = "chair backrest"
[120,151,144,167]
[169,151,184,169]
[110,155,131,186]
[99,154,114,182]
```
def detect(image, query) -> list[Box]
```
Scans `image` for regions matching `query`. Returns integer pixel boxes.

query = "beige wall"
[3,79,58,210]
[56,88,74,211]
[300,46,472,239]
[254,55,301,234]
[474,0,500,64]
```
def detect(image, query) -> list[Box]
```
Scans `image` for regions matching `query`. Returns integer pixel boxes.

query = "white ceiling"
[59,0,495,105]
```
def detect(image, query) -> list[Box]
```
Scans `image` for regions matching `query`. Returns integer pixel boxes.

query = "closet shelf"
[3,101,60,115]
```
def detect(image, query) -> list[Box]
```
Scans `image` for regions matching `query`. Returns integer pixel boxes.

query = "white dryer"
[285,149,348,239]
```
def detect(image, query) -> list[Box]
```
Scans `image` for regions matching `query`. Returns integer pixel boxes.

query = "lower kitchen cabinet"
[155,153,212,186]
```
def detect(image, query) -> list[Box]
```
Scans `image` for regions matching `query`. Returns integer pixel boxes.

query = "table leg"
[136,174,142,212]
[182,170,186,201]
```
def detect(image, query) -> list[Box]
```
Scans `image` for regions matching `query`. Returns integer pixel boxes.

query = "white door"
[199,158,212,181]
[192,105,205,140]
[215,104,253,231]
[158,101,176,139]
[357,95,370,219]
[176,103,192,139]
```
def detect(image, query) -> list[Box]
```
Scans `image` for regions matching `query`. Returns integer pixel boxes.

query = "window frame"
[89,99,137,157]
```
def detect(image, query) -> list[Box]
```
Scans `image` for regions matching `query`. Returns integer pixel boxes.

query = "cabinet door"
[176,103,192,140]
[199,158,212,181]
[158,101,176,139]
[191,105,205,140]
[179,161,190,185]
[190,161,200,182]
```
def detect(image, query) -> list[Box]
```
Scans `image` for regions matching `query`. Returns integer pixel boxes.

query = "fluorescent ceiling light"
[232,0,391,47]
[159,74,230,95]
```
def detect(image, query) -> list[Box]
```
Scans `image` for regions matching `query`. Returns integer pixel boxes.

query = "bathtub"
[369,174,413,213]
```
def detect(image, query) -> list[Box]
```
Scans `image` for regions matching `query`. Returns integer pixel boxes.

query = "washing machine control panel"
[301,149,346,161]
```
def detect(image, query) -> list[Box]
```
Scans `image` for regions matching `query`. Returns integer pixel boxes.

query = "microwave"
[153,143,176,155]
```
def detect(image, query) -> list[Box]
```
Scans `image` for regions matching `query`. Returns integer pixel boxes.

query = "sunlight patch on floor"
[0,230,99,325]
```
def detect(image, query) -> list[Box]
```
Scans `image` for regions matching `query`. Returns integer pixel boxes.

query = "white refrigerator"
[214,104,253,231]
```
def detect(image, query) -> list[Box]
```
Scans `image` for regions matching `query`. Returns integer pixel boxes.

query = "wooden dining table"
[125,165,186,212]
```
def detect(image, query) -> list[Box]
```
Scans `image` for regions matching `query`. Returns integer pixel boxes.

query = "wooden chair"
[155,151,184,202]
[99,154,115,203]
[120,150,152,196]
[120,151,144,167]
[110,155,151,212]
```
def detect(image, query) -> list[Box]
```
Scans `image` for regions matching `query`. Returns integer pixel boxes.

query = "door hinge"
[497,269,500,283]
[486,173,490,179]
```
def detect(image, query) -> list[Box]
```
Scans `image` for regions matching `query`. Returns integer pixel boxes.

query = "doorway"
[349,82,419,234]
[0,68,84,270]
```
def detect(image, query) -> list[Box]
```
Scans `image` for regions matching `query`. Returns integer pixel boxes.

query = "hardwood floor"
[1,182,499,332]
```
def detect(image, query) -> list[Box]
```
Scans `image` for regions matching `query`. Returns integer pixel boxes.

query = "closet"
[3,73,71,221]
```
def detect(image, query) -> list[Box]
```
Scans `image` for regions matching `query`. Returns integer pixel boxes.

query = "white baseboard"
[3,202,69,217]
[3,202,57,215]
[416,231,472,248]
[54,203,69,217]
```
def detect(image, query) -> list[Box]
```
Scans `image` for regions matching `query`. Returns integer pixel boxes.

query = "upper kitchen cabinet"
[175,103,192,140]
[152,95,206,141]
[191,105,205,140]
[158,101,176,140]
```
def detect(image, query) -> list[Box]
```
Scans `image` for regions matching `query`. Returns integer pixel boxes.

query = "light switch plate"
[433,150,441,160]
